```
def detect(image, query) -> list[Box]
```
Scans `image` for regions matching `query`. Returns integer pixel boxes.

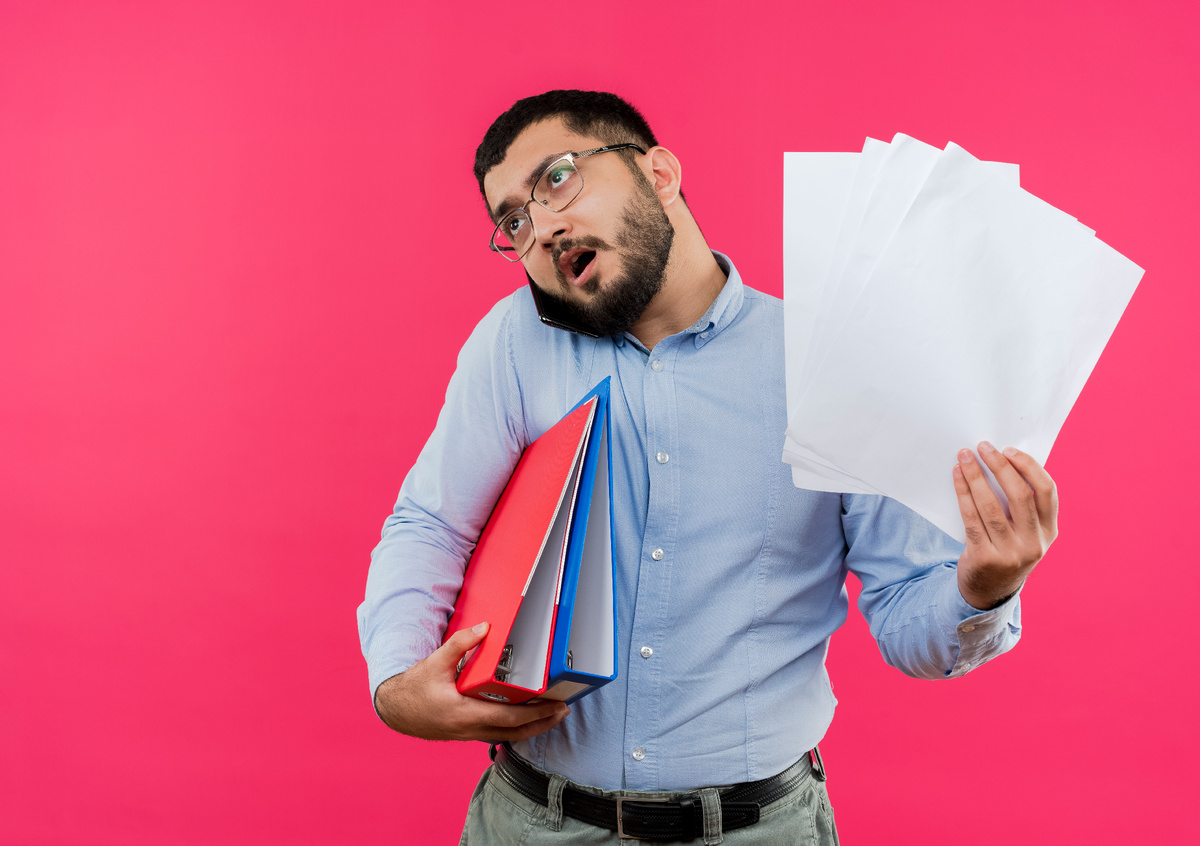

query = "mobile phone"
[526,272,603,338]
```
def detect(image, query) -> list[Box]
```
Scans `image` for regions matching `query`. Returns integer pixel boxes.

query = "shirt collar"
[685,251,743,347]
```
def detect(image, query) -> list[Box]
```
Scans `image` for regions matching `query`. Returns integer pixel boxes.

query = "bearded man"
[358,90,1058,844]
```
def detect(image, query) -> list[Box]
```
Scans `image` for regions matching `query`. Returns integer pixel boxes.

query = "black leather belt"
[491,744,824,841]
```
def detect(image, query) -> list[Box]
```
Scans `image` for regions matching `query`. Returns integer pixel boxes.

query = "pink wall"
[2,1,1196,843]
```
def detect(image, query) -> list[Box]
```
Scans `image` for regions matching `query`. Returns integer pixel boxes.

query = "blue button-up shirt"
[358,253,1021,791]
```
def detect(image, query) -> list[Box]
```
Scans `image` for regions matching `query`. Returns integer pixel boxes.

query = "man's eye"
[547,166,574,188]
[506,216,527,235]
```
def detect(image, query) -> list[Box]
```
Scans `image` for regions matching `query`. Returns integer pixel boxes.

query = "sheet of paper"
[784,144,1022,498]
[803,134,942,384]
[782,151,876,492]
[783,151,860,411]
[804,143,1024,405]
[802,138,890,380]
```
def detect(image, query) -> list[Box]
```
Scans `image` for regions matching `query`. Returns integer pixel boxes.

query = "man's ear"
[645,147,683,208]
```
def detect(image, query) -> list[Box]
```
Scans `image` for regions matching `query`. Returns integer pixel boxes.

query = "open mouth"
[571,251,595,277]
[560,248,597,286]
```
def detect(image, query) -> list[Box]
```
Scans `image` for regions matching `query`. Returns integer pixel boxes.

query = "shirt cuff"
[935,576,1023,677]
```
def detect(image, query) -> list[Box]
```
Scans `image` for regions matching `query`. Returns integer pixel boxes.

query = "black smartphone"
[525,271,603,338]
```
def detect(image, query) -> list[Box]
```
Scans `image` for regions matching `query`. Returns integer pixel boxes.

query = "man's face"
[483,118,674,337]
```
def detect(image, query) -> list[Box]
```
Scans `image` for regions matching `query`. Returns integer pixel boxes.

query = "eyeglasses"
[488,143,647,262]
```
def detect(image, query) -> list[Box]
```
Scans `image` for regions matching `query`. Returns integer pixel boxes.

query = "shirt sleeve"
[356,297,527,703]
[841,493,1022,679]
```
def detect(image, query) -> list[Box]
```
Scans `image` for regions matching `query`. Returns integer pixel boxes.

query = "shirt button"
[640,646,653,658]
[656,451,669,464]
[651,548,664,561]
[651,360,664,372]
[700,331,709,339]
[632,747,646,761]
[961,625,976,632]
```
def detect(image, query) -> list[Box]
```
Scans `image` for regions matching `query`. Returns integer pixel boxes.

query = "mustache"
[551,235,611,268]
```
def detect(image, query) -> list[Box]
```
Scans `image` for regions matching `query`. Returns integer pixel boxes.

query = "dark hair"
[474,90,659,207]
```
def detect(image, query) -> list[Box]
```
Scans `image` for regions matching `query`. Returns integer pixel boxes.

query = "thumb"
[434,621,490,671]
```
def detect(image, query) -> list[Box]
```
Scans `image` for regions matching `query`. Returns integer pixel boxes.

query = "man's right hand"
[373,622,571,742]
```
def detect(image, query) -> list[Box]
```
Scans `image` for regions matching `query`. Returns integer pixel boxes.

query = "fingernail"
[1003,447,1017,457]
[952,464,963,477]
[979,441,994,454]
[958,449,974,463]
[472,622,489,635]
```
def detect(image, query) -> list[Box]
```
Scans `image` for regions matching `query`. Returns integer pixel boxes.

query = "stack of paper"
[783,134,1143,543]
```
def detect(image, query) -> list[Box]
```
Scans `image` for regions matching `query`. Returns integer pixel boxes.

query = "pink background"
[2,1,1197,843]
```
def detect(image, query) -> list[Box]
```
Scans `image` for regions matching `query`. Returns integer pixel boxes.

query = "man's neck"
[628,229,727,351]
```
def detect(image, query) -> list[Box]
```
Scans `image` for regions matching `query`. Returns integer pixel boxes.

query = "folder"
[445,378,616,705]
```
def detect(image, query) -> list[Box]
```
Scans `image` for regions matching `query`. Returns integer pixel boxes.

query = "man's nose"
[528,202,570,249]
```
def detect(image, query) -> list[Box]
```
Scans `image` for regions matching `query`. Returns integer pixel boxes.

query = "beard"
[538,176,675,338]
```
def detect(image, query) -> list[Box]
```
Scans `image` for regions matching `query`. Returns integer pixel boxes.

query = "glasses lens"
[492,210,533,260]
[533,157,582,212]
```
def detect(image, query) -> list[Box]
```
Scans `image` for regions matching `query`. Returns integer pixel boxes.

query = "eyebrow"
[491,150,573,223]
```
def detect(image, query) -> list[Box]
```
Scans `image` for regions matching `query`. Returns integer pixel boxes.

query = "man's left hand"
[952,442,1059,610]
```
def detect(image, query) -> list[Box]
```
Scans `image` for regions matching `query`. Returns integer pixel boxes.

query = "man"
[358,90,1058,844]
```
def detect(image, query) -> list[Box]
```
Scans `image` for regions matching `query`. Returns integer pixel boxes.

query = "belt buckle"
[616,795,669,840]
